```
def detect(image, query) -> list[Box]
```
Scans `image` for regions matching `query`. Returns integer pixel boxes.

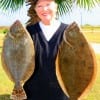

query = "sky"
[0,3,100,26]
[59,5,100,26]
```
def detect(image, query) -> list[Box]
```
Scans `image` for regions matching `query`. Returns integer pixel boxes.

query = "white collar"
[39,20,61,41]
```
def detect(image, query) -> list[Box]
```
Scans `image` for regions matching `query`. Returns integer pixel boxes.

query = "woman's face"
[35,0,57,24]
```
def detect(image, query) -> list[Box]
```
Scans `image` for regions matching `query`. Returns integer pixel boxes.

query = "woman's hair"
[33,0,38,7]
[33,0,56,7]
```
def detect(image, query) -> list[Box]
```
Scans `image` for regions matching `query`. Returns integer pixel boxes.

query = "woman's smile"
[35,0,57,25]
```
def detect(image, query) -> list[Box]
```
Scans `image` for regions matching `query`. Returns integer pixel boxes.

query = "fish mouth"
[11,20,22,29]
[14,20,21,25]
[10,20,23,32]
[9,20,25,38]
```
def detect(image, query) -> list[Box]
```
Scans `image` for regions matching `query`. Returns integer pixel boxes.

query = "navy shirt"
[23,22,69,100]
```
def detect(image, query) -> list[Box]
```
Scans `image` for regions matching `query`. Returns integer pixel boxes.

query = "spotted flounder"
[1,20,35,99]
[56,22,97,100]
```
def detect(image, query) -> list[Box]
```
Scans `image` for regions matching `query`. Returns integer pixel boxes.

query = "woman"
[23,0,69,100]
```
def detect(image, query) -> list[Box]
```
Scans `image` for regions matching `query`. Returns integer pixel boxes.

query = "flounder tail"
[10,85,27,100]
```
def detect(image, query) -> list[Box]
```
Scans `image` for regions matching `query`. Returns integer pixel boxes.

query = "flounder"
[1,20,35,100]
[56,22,97,100]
